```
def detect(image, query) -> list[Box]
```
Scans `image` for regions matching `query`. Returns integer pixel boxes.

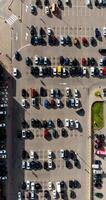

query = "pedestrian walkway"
[6,14,18,26]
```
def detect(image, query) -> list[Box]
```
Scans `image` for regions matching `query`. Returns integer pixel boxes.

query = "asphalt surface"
[1,0,106,200]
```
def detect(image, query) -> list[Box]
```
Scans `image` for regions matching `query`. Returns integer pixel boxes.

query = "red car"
[81,58,87,66]
[30,88,38,98]
[44,129,49,138]
[82,37,88,46]
[50,99,56,108]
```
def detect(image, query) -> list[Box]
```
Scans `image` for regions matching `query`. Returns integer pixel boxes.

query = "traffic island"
[92,102,104,130]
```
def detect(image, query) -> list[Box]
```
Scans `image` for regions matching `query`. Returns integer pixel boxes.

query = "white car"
[103,27,106,36]
[39,67,43,76]
[90,67,95,76]
[70,119,74,128]
[30,150,34,159]
[31,181,35,191]
[56,181,61,193]
[53,67,56,76]
[50,89,54,98]
[60,149,64,158]
[74,89,78,98]
[13,68,17,77]
[21,99,26,107]
[44,57,48,65]
[0,104,8,108]
[0,123,6,127]
[26,161,31,170]
[48,159,52,169]
[52,190,57,199]
[45,6,50,15]
[0,111,7,115]
[47,27,52,36]
[26,180,30,190]
[48,181,52,191]
[65,118,69,127]
[60,35,65,45]
[83,67,86,75]
[34,55,39,64]
[75,98,79,107]
[66,87,70,97]
[31,191,35,199]
[31,98,36,107]
[22,130,27,139]
[62,67,66,77]
[22,161,26,169]
[48,150,52,159]
[17,191,22,200]
[56,99,61,108]
[75,120,79,129]
[99,58,103,66]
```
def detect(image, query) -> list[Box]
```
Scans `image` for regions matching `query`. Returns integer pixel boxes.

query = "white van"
[92,164,100,169]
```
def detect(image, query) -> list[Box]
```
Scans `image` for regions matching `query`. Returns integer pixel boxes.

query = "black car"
[22,120,29,128]
[66,35,71,45]
[34,67,39,76]
[99,49,106,54]
[42,120,48,128]
[74,158,79,167]
[64,150,70,159]
[61,128,66,137]
[44,190,49,198]
[94,182,102,188]
[31,5,36,14]
[87,57,91,66]
[70,190,76,199]
[95,28,101,38]
[22,89,28,98]
[21,182,26,190]
[90,37,96,46]
[70,150,76,160]
[64,57,70,65]
[31,66,35,75]
[90,57,96,66]
[94,160,101,165]
[57,118,62,127]
[15,51,21,61]
[57,0,62,7]
[72,58,78,66]
[40,87,47,97]
[35,183,42,192]
[44,0,49,6]
[25,57,32,66]
[30,25,36,36]
[60,181,65,190]
[60,56,64,65]
[31,118,36,128]
[69,180,74,189]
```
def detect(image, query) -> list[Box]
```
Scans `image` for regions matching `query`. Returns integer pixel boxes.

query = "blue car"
[95,28,101,38]
[44,99,49,108]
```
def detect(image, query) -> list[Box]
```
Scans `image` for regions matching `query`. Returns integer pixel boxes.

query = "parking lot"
[1,0,106,199]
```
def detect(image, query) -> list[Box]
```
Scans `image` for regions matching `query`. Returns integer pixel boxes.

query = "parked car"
[13,68,18,77]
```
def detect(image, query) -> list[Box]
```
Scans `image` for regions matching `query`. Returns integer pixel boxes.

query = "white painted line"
[25,32,28,40]
[25,5,29,12]
[15,32,18,41]
[59,83,67,85]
